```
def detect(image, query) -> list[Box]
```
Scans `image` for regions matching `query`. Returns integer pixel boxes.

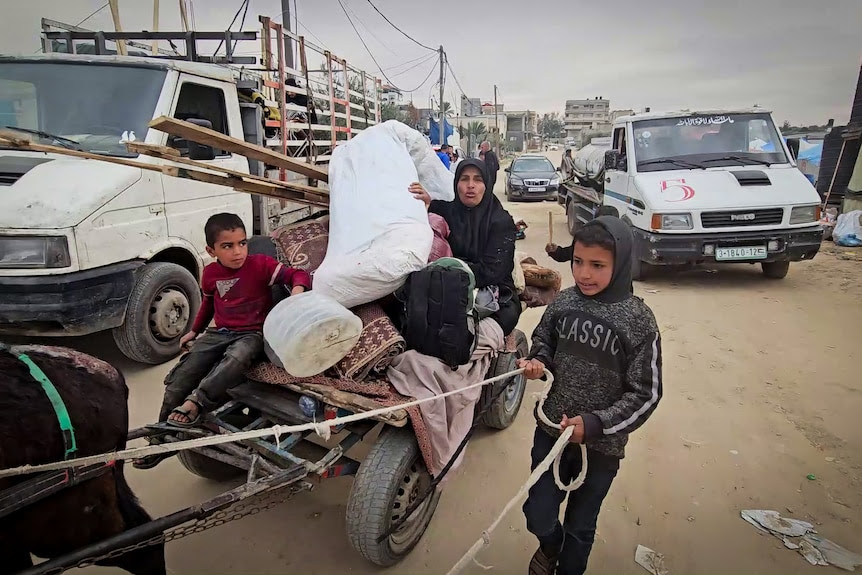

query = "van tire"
[761,261,790,279]
[113,262,201,365]
[567,201,581,236]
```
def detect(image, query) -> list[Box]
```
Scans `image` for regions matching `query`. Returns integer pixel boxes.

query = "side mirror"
[504,167,511,173]
[604,150,625,172]
[172,117,216,160]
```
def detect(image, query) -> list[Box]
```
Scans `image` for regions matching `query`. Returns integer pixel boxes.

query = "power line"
[445,56,468,99]
[342,0,398,56]
[388,53,437,78]
[382,52,435,72]
[211,0,249,57]
[336,0,437,93]
[75,2,110,27]
[363,0,436,52]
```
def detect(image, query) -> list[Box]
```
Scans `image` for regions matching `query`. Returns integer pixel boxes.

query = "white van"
[0,55,256,363]
[563,109,822,279]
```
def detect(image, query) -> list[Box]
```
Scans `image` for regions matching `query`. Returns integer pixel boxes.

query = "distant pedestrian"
[450,149,463,173]
[481,141,500,192]
[437,144,451,169]
[478,150,486,162]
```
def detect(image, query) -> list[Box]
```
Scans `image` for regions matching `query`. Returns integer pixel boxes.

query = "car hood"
[633,166,820,210]
[0,152,142,229]
[511,169,557,180]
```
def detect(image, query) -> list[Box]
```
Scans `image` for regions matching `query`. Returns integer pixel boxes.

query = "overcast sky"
[3,0,860,125]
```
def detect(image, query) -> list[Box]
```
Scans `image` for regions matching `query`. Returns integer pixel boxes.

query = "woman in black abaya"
[410,159,521,335]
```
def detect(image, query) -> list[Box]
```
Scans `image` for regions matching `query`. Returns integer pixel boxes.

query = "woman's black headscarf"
[431,159,508,262]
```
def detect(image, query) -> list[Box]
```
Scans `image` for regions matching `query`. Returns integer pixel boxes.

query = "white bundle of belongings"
[312,120,455,308]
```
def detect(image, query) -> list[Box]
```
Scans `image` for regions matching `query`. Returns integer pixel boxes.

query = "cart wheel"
[178,449,244,481]
[483,330,529,430]
[346,428,440,566]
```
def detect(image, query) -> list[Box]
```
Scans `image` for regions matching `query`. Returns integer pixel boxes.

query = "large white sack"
[834,210,862,241]
[313,121,454,307]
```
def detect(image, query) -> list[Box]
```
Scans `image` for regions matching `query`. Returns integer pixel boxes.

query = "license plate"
[528,187,545,192]
[715,245,767,261]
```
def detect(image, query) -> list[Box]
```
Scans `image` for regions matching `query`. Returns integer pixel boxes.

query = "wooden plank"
[177,169,328,207]
[0,133,326,207]
[127,142,329,197]
[125,141,181,157]
[0,132,179,176]
[148,116,329,182]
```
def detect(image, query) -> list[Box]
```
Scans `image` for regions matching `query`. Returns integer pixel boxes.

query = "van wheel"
[567,202,581,236]
[113,262,201,365]
[761,261,790,279]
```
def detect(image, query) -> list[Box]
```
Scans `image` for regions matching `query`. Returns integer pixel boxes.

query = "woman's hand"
[516,358,545,380]
[409,182,431,210]
[560,414,585,443]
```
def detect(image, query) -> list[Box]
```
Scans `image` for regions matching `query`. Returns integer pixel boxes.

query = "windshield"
[633,113,789,171]
[512,157,555,172]
[0,62,166,157]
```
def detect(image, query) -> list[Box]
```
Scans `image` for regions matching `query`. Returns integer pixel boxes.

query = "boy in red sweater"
[135,213,310,468]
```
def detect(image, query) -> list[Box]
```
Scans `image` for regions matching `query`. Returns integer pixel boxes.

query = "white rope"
[0,368,525,478]
[445,375,588,575]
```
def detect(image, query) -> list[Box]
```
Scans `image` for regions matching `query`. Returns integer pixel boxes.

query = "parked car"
[504,154,560,201]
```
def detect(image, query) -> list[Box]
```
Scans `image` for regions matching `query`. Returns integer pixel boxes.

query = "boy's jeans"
[522,427,619,575]
[158,329,263,421]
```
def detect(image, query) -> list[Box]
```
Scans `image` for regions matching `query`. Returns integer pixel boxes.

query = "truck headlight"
[0,236,71,268]
[651,213,693,230]
[550,176,561,186]
[790,205,820,224]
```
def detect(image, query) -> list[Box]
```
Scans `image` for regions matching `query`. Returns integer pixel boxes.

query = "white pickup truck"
[0,26,380,363]
[559,109,823,279]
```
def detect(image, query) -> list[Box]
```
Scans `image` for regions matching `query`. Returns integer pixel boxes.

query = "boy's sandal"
[167,404,202,428]
[132,452,173,470]
[528,546,558,575]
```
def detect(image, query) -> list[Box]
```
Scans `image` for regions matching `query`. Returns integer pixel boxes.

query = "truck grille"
[523,179,550,186]
[701,208,784,228]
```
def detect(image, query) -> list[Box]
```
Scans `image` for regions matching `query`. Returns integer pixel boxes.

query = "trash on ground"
[635,544,669,575]
[807,474,817,481]
[741,510,862,571]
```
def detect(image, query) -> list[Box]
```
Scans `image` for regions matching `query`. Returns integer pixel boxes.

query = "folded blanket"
[332,302,405,381]
[272,219,329,273]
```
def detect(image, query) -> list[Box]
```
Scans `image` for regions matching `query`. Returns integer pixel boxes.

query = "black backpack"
[398,258,477,369]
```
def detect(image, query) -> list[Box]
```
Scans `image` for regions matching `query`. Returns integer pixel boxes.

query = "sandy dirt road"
[34,151,861,574]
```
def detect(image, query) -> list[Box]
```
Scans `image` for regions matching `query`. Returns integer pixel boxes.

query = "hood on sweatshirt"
[575,215,633,304]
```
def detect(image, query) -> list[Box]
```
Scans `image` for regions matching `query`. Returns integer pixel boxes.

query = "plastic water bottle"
[299,395,320,419]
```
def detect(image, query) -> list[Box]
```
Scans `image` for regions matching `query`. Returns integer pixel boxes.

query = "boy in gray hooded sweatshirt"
[518,216,663,575]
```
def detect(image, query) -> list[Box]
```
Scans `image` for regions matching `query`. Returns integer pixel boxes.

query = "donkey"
[0,344,165,575]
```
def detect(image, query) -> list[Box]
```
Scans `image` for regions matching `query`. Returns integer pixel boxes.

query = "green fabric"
[17,353,78,460]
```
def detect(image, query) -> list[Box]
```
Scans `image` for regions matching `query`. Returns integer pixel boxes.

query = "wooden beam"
[148,116,329,182]
[0,134,326,207]
[107,0,127,56]
[276,380,408,426]
[177,169,328,207]
[127,141,329,197]
[0,133,178,176]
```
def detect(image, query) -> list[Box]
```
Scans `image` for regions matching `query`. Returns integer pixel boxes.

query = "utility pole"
[178,0,190,32]
[494,84,500,157]
[282,0,294,69]
[438,46,446,146]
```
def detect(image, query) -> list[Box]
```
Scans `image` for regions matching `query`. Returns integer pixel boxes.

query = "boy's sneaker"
[528,545,559,575]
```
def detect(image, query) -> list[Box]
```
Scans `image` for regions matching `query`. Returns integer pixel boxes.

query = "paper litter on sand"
[741,510,862,571]
[635,544,669,575]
